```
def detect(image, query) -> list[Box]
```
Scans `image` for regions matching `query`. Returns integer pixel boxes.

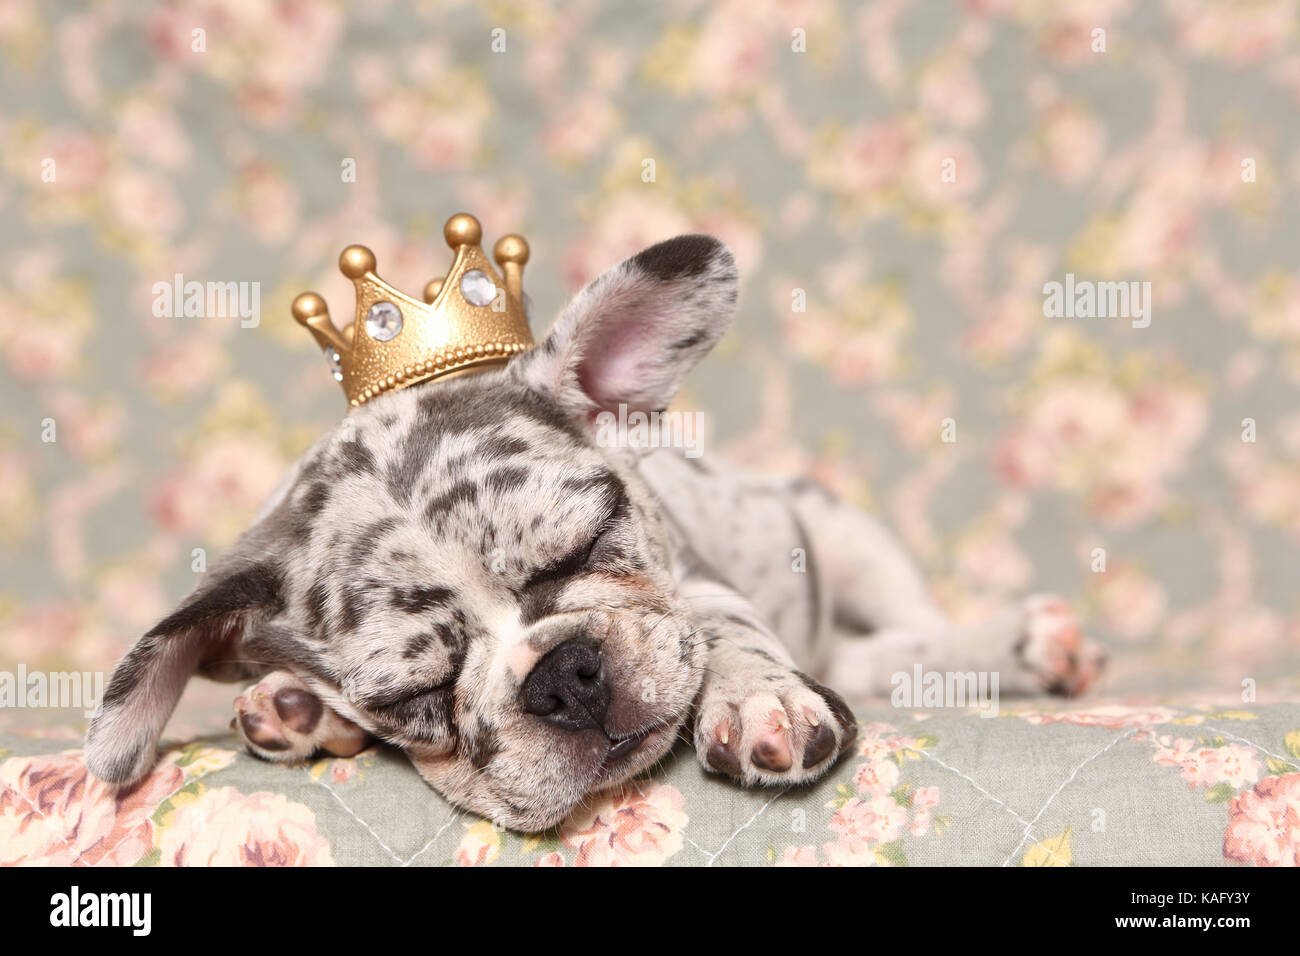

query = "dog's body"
[87,234,1102,831]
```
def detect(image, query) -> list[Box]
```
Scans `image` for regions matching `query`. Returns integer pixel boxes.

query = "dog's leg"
[232,671,369,763]
[684,579,859,785]
[792,485,1105,697]
[819,597,1105,698]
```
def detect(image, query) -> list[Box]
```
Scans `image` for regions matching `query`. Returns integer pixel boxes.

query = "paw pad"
[695,671,856,784]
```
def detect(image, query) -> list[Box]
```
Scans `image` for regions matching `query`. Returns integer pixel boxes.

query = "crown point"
[494,234,529,266]
[444,213,482,248]
[339,245,376,279]
[423,278,444,304]
[291,292,328,324]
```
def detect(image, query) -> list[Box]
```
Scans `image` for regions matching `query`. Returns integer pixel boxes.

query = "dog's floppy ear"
[86,536,287,786]
[511,234,738,420]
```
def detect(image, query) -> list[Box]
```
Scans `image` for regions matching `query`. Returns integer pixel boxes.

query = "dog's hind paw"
[1016,595,1107,696]
[231,671,369,764]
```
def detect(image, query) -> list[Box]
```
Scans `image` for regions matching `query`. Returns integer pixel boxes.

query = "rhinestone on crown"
[364,301,402,341]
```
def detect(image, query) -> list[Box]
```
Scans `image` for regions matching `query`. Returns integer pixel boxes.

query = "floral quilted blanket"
[3,699,1298,867]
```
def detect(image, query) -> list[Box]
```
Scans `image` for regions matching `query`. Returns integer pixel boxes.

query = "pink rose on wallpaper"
[0,750,184,866]
[3,312,85,381]
[1027,379,1129,454]
[0,448,36,544]
[151,434,288,542]
[543,94,618,164]
[410,110,486,171]
[116,99,191,170]
[1129,383,1208,467]
[1210,608,1288,668]
[148,0,341,122]
[237,162,300,244]
[954,528,1031,596]
[1223,774,1300,867]
[1038,103,1105,186]
[1017,705,1181,729]
[561,194,693,289]
[1090,562,1168,642]
[836,120,910,195]
[995,369,1206,526]
[1021,0,1131,66]
[909,788,942,836]
[829,794,908,848]
[913,786,941,810]
[967,294,1041,362]
[96,565,170,633]
[853,757,901,797]
[141,336,228,400]
[1114,180,1201,275]
[907,136,984,205]
[2,603,85,670]
[1152,738,1260,790]
[158,787,334,867]
[1247,274,1300,347]
[920,58,988,129]
[47,391,125,461]
[560,780,687,866]
[692,0,771,97]
[822,837,879,867]
[37,128,109,192]
[1222,442,1300,540]
[453,821,501,867]
[872,387,957,450]
[1169,0,1295,65]
[109,171,182,237]
[775,845,820,867]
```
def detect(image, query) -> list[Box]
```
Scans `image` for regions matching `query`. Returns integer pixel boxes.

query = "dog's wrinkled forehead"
[345,384,625,553]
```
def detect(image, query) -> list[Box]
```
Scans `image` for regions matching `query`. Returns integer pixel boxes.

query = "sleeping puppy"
[85,234,1103,832]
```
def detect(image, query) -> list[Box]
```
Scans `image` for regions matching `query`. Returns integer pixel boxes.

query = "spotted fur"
[86,234,1104,832]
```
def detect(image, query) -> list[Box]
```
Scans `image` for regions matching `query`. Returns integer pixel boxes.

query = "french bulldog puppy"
[86,235,1103,832]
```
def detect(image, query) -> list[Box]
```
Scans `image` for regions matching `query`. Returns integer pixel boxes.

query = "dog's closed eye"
[363,683,455,738]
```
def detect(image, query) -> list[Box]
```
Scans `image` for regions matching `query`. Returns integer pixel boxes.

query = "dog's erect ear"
[511,234,738,420]
[85,542,287,786]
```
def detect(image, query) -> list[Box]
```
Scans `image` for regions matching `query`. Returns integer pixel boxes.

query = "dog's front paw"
[693,666,858,786]
[232,671,368,763]
[1016,595,1107,695]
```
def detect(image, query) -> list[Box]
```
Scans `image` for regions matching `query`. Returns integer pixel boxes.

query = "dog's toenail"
[273,687,323,734]
[802,724,837,767]
[706,742,742,776]
[840,721,859,751]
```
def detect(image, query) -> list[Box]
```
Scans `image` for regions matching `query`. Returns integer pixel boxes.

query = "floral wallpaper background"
[2,0,1300,740]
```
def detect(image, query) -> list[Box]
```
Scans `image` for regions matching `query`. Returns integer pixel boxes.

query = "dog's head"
[86,234,738,830]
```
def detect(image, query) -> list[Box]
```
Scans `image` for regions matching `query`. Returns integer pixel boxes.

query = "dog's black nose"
[520,638,609,732]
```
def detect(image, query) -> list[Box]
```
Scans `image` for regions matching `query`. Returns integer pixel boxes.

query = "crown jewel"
[293,213,534,408]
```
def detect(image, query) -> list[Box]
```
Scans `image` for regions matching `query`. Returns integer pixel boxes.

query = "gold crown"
[293,213,534,408]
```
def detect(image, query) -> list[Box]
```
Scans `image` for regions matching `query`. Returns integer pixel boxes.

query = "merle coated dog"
[86,235,1103,831]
